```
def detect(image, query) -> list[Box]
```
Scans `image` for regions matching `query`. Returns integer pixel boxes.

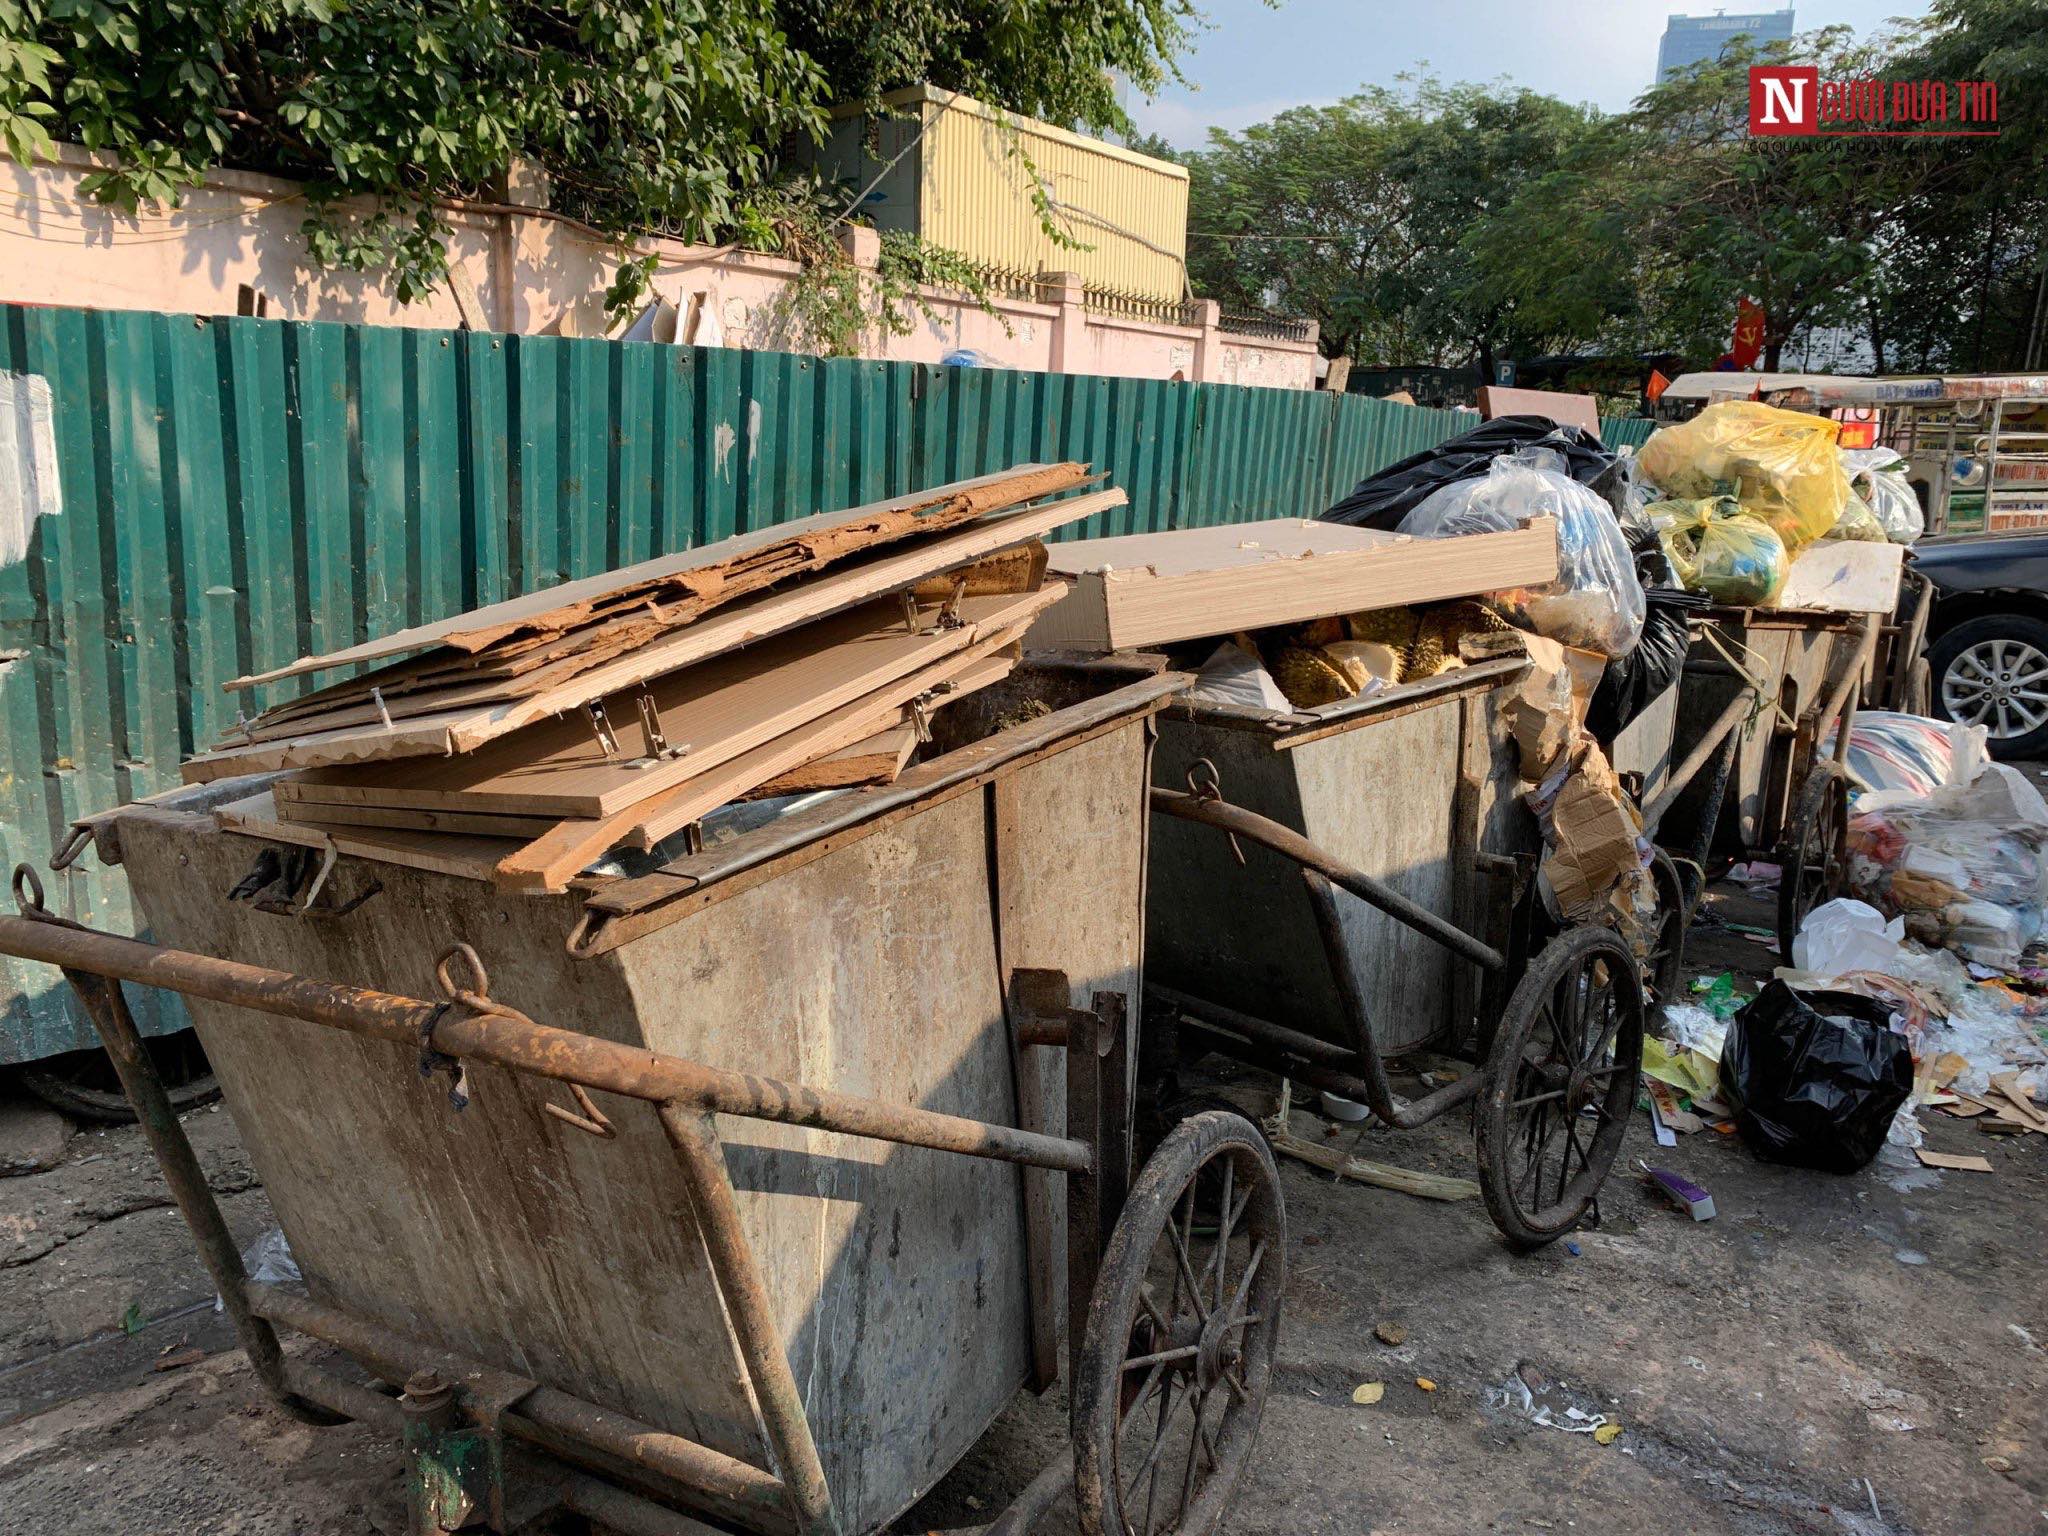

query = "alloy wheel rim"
[1944,637,2048,739]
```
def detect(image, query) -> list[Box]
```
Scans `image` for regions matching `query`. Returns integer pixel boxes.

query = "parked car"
[1913,529,2048,759]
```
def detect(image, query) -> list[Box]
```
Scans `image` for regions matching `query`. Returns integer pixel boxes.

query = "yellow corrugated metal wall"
[915,90,1189,303]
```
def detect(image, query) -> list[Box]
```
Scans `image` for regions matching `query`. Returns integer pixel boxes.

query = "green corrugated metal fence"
[0,303,1657,1058]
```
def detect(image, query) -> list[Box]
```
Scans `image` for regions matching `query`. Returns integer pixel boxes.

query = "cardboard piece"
[1502,635,1605,781]
[1776,539,1905,613]
[1541,739,1644,921]
[1915,1149,1994,1173]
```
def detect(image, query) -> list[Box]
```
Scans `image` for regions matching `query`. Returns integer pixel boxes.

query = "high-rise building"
[1656,9,1796,79]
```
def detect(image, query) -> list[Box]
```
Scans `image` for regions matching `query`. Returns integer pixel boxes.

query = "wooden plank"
[493,630,1033,892]
[1476,385,1601,438]
[181,494,1117,782]
[1031,517,1559,652]
[1268,1126,1480,1201]
[566,675,1188,955]
[212,791,520,882]
[274,799,561,840]
[224,463,1095,689]
[274,587,1060,819]
[741,725,918,799]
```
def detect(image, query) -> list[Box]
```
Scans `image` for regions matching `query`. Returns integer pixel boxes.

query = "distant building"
[1656,9,1795,79]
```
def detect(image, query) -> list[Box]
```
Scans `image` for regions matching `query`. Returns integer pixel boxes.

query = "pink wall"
[4,148,1319,388]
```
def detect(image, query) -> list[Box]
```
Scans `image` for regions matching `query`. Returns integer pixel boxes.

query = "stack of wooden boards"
[182,464,1115,892]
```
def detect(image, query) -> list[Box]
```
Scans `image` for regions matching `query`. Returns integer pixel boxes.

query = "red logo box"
[1749,66,1819,135]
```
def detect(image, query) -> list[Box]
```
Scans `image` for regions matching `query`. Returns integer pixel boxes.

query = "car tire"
[1928,613,2048,760]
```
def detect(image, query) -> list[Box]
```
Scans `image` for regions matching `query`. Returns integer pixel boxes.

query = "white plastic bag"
[1398,449,1645,659]
[1189,642,1293,712]
[1841,447,1924,544]
[1793,897,1907,977]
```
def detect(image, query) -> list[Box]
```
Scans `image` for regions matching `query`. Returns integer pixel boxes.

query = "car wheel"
[1929,614,2048,760]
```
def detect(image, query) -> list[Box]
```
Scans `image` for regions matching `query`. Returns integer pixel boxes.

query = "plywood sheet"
[492,627,1033,891]
[213,791,521,882]
[275,587,1057,820]
[183,491,1116,782]
[225,463,1092,689]
[1031,516,1559,651]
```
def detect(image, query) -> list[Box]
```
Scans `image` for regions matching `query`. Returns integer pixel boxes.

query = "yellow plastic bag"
[1639,401,1847,552]
[1653,496,1788,606]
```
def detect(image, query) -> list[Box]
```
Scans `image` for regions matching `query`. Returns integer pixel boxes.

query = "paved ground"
[1,886,2043,1535]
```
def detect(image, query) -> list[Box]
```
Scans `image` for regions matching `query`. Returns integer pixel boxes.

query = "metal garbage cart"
[1142,659,1648,1249]
[0,666,1287,1536]
[1641,606,1880,955]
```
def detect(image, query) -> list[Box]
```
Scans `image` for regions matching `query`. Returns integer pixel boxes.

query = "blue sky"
[1129,0,1938,147]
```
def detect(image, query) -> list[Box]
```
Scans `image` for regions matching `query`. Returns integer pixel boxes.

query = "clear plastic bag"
[1846,765,2048,969]
[1651,495,1787,606]
[1398,448,1645,658]
[1842,447,1925,544]
[1639,401,1848,553]
[1830,489,1889,542]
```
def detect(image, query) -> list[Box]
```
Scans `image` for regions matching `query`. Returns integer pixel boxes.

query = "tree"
[1177,82,1601,365]
[0,0,1195,309]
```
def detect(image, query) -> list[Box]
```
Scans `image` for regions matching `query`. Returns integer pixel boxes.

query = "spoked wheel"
[1775,759,1850,959]
[1074,1110,1285,1536]
[20,1028,219,1123]
[1476,926,1645,1250]
[1646,849,1689,1025]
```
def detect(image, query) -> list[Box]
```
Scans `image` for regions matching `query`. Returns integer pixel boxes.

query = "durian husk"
[1272,646,1353,708]
[1347,607,1420,650]
[1404,600,1511,679]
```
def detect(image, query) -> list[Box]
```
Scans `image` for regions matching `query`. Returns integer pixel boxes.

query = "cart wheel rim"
[1075,1111,1284,1536]
[1478,928,1645,1247]
[1777,764,1850,955]
[1646,852,1688,1022]
[1943,636,2048,740]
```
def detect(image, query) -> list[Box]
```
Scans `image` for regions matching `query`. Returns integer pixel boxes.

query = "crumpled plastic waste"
[1399,448,1645,658]
[1847,765,2048,971]
[1794,897,1908,976]
[1651,495,1788,605]
[1824,711,1983,800]
[218,1226,301,1312]
[1188,641,1293,712]
[1639,400,1849,553]
[1841,446,1924,544]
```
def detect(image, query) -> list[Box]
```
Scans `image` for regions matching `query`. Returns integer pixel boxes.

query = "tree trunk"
[1864,295,1887,375]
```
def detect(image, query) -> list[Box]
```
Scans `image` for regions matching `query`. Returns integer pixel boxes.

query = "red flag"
[1645,369,1672,403]
[1729,298,1766,370]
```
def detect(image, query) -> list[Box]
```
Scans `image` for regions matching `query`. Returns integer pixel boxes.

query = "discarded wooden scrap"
[1266,1125,1480,1203]
[199,464,1101,894]
[186,481,1121,780]
[1028,515,1559,652]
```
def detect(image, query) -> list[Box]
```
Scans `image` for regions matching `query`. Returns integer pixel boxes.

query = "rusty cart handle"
[0,885,1090,1177]
[1148,785,1504,972]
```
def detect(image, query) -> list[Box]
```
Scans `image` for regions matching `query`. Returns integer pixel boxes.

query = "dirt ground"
[1,885,2043,1536]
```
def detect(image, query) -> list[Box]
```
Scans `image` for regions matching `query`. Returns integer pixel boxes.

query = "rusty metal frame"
[0,883,1132,1536]
[1145,788,1503,1133]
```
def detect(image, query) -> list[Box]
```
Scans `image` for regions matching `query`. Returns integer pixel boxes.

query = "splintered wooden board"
[224,463,1093,690]
[743,725,918,799]
[492,635,1027,892]
[182,493,1114,783]
[1028,516,1560,652]
[273,587,1059,820]
[213,792,521,882]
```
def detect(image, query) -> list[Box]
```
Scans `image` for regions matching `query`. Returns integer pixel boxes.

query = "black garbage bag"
[1722,981,1914,1173]
[1323,415,1618,531]
[1585,587,1703,742]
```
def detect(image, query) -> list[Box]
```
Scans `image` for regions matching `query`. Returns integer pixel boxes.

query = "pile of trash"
[1642,718,2048,1176]
[1633,401,1921,607]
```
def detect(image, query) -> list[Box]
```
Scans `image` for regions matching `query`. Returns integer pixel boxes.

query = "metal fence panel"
[0,304,1657,1056]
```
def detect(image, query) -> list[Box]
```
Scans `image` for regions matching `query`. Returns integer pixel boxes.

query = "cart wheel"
[1646,850,1688,1022]
[1775,760,1850,959]
[1476,926,1644,1250]
[1074,1110,1284,1536]
[19,1030,220,1123]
